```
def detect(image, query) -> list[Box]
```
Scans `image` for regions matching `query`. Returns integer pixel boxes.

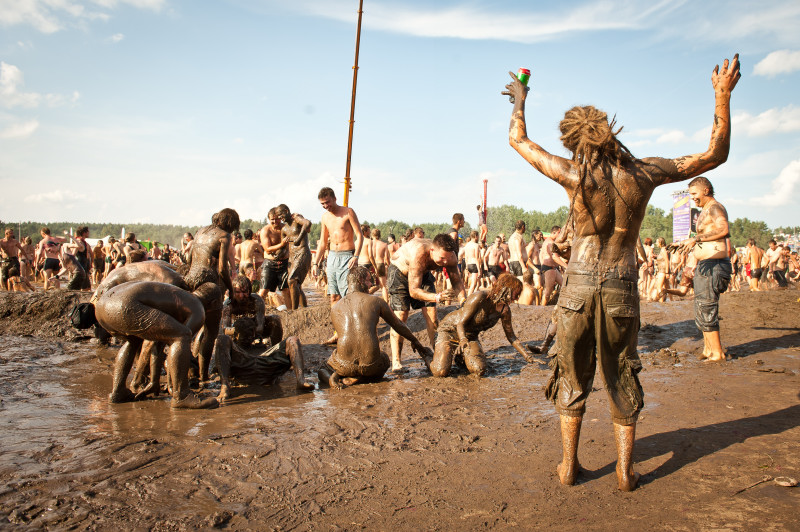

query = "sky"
[1,0,799,230]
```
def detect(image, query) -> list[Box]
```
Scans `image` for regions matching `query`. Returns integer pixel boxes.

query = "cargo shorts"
[545,274,644,425]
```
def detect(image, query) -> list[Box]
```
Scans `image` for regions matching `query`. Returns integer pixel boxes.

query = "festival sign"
[672,190,692,241]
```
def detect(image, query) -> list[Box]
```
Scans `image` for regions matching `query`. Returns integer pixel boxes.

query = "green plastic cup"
[509,67,531,103]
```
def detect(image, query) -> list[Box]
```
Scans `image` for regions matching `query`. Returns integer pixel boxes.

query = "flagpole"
[343,0,364,207]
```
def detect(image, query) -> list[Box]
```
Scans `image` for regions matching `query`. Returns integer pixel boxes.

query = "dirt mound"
[0,291,92,339]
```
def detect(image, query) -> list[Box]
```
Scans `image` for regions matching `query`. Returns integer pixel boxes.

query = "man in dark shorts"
[259,206,291,305]
[504,53,740,490]
[387,234,465,372]
[35,227,66,290]
[213,276,313,401]
[318,267,432,388]
[1,229,25,291]
[484,235,506,284]
[508,220,528,280]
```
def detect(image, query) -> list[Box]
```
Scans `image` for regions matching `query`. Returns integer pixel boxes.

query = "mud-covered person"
[539,226,567,305]
[503,53,740,491]
[92,281,217,408]
[318,266,432,389]
[371,228,390,302]
[356,223,378,290]
[1,229,25,291]
[186,208,239,383]
[766,239,789,289]
[237,229,261,276]
[430,272,533,378]
[508,220,528,281]
[678,177,732,362]
[258,207,291,306]
[214,276,313,401]
[312,187,363,303]
[276,203,313,310]
[387,234,465,372]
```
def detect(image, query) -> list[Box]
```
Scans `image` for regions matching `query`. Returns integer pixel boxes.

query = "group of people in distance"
[4,53,759,493]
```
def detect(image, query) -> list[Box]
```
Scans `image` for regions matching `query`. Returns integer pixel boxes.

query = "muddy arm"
[501,306,531,362]
[379,299,427,352]
[294,215,312,245]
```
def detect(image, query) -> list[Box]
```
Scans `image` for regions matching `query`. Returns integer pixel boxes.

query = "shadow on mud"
[589,402,800,485]
[728,332,800,358]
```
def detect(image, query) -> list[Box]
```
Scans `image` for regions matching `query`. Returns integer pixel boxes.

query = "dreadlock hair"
[559,106,636,230]
[489,273,522,304]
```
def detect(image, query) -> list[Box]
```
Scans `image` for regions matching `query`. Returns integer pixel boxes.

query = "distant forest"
[3,205,794,249]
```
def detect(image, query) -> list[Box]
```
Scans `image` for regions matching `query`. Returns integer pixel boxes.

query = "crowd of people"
[5,52,794,493]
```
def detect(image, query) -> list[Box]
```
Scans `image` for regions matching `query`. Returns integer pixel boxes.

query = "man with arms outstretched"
[503,53,740,491]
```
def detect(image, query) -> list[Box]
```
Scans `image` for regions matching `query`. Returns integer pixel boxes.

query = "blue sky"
[1,0,799,229]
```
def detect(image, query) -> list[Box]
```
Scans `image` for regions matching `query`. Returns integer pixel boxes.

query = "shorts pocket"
[558,295,585,312]
[607,304,637,318]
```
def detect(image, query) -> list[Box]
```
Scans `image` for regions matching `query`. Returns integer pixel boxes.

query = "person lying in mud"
[503,53,740,491]
[186,208,239,383]
[92,281,217,409]
[211,276,313,400]
[318,266,433,389]
[429,273,533,378]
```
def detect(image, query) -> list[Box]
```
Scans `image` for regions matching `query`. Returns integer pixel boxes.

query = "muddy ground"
[0,287,798,530]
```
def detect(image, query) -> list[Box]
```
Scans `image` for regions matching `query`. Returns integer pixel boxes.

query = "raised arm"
[645,54,741,185]
[502,72,576,187]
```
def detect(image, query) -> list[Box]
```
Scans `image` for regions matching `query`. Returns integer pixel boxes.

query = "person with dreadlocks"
[503,53,741,491]
[429,272,533,378]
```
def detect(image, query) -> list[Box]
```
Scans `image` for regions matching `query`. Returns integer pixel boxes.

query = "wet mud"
[1,288,799,529]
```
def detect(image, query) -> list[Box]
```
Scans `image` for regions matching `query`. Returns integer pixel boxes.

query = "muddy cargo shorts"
[545,274,644,425]
[387,264,436,311]
[693,258,731,333]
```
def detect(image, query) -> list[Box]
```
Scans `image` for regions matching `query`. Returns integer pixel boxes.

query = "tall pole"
[343,0,364,207]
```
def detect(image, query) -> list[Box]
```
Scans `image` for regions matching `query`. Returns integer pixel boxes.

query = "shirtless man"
[312,187,363,303]
[18,236,36,290]
[356,223,378,286]
[214,276,313,401]
[278,204,313,309]
[484,235,507,285]
[526,229,544,298]
[766,240,788,289]
[518,269,538,305]
[91,240,105,285]
[387,234,465,371]
[35,227,66,290]
[508,220,528,281]
[259,207,291,306]
[639,237,654,298]
[503,53,740,491]
[1,229,25,291]
[430,273,533,377]
[318,267,432,388]
[650,238,669,302]
[187,208,239,382]
[679,177,732,362]
[103,237,118,277]
[238,229,261,275]
[180,232,194,263]
[743,239,764,291]
[463,231,482,295]
[387,234,400,257]
[449,213,465,246]
[476,204,488,244]
[372,228,390,301]
[93,281,217,409]
[539,226,568,305]
[123,233,146,263]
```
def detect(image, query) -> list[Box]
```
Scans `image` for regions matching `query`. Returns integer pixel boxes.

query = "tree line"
[2,205,786,250]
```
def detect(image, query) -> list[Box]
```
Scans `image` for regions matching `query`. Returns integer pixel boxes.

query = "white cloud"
[24,189,88,203]
[754,50,800,77]
[734,106,800,136]
[751,159,800,206]
[0,119,39,139]
[110,32,124,43]
[0,0,165,33]
[0,62,41,108]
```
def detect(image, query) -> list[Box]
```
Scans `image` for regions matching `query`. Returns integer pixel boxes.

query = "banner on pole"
[672,190,692,242]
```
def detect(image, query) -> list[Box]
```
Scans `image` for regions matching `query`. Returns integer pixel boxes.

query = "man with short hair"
[278,204,313,310]
[259,207,291,306]
[313,187,363,303]
[371,228,390,301]
[1,229,25,291]
[508,220,528,281]
[539,226,567,305]
[35,227,66,290]
[526,229,545,299]
[449,213,465,246]
[743,238,764,291]
[765,239,787,288]
[484,235,506,284]
[387,234,465,371]
[503,53,740,491]
[464,230,481,295]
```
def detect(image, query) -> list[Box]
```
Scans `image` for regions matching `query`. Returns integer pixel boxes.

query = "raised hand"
[712,53,741,95]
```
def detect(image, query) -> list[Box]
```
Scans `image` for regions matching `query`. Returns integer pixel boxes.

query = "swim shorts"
[693,258,731,333]
[327,250,354,297]
[93,258,104,272]
[261,258,289,293]
[44,257,60,272]
[376,263,387,277]
[545,273,643,425]
[387,263,436,311]
[751,268,762,279]
[488,265,502,278]
[509,261,523,276]
[1,257,20,279]
[540,264,555,274]
[466,263,479,275]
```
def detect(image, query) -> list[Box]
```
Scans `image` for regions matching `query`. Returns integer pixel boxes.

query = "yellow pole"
[343,0,364,207]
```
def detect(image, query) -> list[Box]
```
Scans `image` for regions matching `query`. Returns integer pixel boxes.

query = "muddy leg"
[389,309,409,371]
[557,414,582,486]
[285,336,314,390]
[110,337,142,403]
[703,331,726,362]
[464,341,487,376]
[614,422,639,491]
[131,340,155,392]
[318,363,343,389]
[213,334,233,401]
[421,306,438,347]
[197,308,222,382]
[169,335,218,409]
[430,341,454,377]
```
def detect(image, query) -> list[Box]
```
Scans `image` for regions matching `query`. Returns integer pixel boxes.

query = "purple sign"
[672,190,692,242]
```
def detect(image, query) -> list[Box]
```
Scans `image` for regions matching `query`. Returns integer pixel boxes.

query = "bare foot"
[617,465,640,491]
[704,351,726,362]
[172,393,219,409]
[217,384,231,403]
[297,380,315,391]
[390,365,407,374]
[328,374,344,390]
[109,388,137,404]
[134,382,158,400]
[557,461,579,486]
